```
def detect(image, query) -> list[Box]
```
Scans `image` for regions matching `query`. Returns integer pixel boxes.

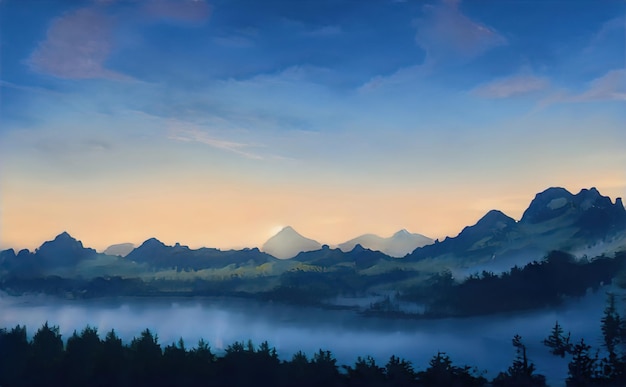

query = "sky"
[1,0,625,252]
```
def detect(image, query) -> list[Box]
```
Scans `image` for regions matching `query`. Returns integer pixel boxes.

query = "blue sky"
[1,0,625,250]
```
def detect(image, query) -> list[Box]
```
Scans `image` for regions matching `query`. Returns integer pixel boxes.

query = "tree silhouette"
[311,349,342,386]
[492,335,546,386]
[600,292,624,380]
[344,356,386,387]
[187,338,216,384]
[129,328,162,386]
[417,352,486,387]
[0,325,30,387]
[94,329,129,386]
[385,355,416,386]
[567,338,599,387]
[543,320,572,357]
[64,326,102,387]
[28,322,64,385]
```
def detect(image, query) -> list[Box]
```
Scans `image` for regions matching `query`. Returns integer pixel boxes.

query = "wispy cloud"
[572,69,626,102]
[359,0,506,91]
[414,0,506,63]
[473,74,549,99]
[584,16,625,53]
[167,123,264,160]
[28,1,211,80]
[539,69,626,108]
[213,35,253,48]
[358,64,427,92]
[305,25,342,37]
[28,8,126,80]
[143,0,211,24]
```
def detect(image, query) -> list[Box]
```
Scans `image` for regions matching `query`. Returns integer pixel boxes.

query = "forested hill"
[397,250,626,318]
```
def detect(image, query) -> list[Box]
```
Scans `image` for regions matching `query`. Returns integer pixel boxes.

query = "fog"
[1,290,619,386]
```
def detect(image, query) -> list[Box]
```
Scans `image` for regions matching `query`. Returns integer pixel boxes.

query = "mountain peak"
[56,231,74,240]
[44,231,83,249]
[350,243,367,253]
[140,238,166,248]
[339,229,433,258]
[276,226,300,236]
[262,226,321,259]
[103,242,135,257]
[521,187,574,223]
[35,231,95,266]
[477,210,516,227]
[393,229,410,237]
[520,186,624,226]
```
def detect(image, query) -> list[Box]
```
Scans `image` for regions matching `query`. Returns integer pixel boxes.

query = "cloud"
[573,69,626,101]
[358,64,427,92]
[213,35,253,48]
[305,25,342,37]
[359,0,506,91]
[167,123,264,160]
[28,1,211,80]
[143,0,211,24]
[585,16,625,52]
[473,74,549,99]
[414,0,506,63]
[28,8,126,80]
[539,69,626,108]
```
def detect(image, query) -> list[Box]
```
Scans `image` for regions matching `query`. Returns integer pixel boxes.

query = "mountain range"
[337,229,433,258]
[405,187,626,272]
[260,227,433,259]
[1,187,624,280]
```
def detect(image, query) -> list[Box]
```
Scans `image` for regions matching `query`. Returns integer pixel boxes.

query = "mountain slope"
[125,239,276,269]
[338,230,433,257]
[262,226,322,259]
[520,187,626,239]
[407,187,626,269]
[103,243,135,257]
[406,210,517,262]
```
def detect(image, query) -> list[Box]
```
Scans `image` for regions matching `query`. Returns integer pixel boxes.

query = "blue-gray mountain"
[1,187,624,278]
[405,187,626,269]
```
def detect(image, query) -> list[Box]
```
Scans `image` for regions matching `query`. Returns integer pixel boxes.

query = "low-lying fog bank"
[0,289,618,386]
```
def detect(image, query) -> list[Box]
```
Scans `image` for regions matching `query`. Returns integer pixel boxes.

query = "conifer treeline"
[0,323,524,387]
[2,293,626,387]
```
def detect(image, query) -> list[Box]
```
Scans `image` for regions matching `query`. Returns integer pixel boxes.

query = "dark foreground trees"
[0,324,508,387]
[3,292,626,387]
[542,293,626,386]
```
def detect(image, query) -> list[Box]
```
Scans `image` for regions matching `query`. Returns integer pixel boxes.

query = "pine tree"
[601,293,621,355]
[385,355,416,386]
[28,322,64,385]
[0,325,30,387]
[492,335,546,386]
[543,320,572,357]
[417,352,486,387]
[567,339,599,387]
[600,293,625,381]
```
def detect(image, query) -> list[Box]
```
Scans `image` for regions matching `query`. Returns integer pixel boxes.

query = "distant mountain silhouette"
[36,232,98,266]
[338,229,433,257]
[125,238,275,270]
[103,243,135,257]
[262,226,322,259]
[293,243,393,270]
[406,210,517,261]
[520,187,626,238]
[1,186,624,282]
[407,187,626,266]
[0,232,100,276]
